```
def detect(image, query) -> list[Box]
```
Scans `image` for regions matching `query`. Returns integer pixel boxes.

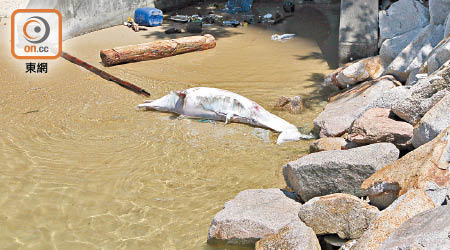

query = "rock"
[424,182,450,206]
[348,108,414,149]
[309,137,349,153]
[349,189,435,250]
[255,219,321,250]
[274,96,304,114]
[253,128,271,143]
[385,24,445,82]
[314,76,401,138]
[412,92,450,147]
[298,193,379,239]
[380,205,450,250]
[427,36,450,74]
[378,0,429,43]
[362,127,450,209]
[207,189,302,246]
[379,28,422,66]
[283,143,399,202]
[392,61,450,124]
[323,56,384,89]
[430,0,450,25]
[335,56,384,89]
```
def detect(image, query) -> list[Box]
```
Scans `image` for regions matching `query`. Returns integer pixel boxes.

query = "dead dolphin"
[137,87,313,144]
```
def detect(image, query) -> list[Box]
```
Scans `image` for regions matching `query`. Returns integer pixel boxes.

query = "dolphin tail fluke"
[276,129,315,144]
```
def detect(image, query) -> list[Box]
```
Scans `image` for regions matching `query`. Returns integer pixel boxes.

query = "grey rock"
[425,181,450,206]
[350,190,435,250]
[380,205,450,250]
[370,85,412,109]
[380,28,422,66]
[378,0,429,43]
[392,61,450,124]
[348,108,414,150]
[255,219,320,250]
[314,76,401,137]
[412,92,450,147]
[309,137,349,153]
[207,189,301,246]
[427,36,450,74]
[430,0,450,25]
[385,24,445,82]
[298,193,379,239]
[253,128,271,143]
[283,143,399,202]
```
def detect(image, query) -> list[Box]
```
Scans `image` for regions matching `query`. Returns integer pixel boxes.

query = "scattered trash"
[283,0,295,13]
[223,20,241,27]
[165,28,182,34]
[134,7,163,27]
[124,18,147,32]
[271,33,295,41]
[263,13,273,19]
[187,22,203,33]
[242,14,255,24]
[225,0,254,14]
[169,15,190,23]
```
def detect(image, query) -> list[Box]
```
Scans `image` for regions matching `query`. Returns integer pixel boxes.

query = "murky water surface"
[0,6,335,249]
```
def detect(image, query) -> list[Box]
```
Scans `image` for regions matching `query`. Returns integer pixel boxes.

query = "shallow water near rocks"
[0,8,336,249]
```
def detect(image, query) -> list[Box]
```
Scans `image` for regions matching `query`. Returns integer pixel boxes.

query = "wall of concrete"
[1,0,199,40]
[338,0,379,64]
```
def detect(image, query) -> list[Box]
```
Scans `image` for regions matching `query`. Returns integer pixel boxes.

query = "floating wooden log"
[100,34,216,66]
[61,52,150,96]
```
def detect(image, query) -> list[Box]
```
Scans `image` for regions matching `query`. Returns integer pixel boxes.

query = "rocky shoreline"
[207,0,450,249]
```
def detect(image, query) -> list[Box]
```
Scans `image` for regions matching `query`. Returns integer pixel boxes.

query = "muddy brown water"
[0,10,335,250]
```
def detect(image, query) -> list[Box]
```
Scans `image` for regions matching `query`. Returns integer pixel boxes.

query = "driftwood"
[100,34,216,66]
[61,52,150,96]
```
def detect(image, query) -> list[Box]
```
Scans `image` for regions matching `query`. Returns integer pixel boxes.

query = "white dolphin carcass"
[137,87,313,144]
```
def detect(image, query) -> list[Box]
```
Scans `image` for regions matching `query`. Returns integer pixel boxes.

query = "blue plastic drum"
[134,7,163,27]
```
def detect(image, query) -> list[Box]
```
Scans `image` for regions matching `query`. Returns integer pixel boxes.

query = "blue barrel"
[226,0,253,13]
[134,7,163,27]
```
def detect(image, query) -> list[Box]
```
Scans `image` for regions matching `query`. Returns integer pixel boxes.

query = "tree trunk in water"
[100,34,216,66]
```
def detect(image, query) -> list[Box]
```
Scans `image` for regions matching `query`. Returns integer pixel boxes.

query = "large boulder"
[380,205,450,250]
[430,0,450,25]
[324,56,384,89]
[274,96,304,114]
[309,137,350,153]
[362,127,450,209]
[392,60,450,124]
[348,108,413,150]
[412,92,450,147]
[255,219,320,250]
[283,143,399,202]
[379,28,422,66]
[298,193,379,239]
[349,189,435,250]
[207,189,302,246]
[378,0,429,43]
[427,36,450,74]
[314,76,401,138]
[385,24,445,82]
